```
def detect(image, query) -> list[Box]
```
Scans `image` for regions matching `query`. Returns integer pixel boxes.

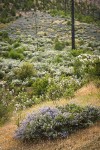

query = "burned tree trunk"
[71,0,75,49]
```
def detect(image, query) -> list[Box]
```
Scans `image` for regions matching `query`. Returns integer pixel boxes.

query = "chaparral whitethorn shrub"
[15,104,100,141]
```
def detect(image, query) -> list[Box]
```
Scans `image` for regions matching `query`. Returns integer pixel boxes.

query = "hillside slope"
[0,9,100,150]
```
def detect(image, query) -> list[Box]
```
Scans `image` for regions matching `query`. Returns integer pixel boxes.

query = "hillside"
[0,0,100,24]
[0,7,100,150]
[0,11,100,110]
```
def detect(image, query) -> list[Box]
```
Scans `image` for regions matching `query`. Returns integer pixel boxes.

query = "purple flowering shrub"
[15,104,100,141]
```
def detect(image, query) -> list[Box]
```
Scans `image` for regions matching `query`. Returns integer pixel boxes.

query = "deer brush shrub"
[15,104,100,141]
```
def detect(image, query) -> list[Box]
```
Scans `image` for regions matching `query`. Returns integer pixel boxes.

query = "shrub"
[14,92,34,110]
[87,59,100,87]
[13,42,20,48]
[0,31,9,39]
[32,77,49,96]
[16,47,25,53]
[63,88,74,99]
[76,14,94,23]
[54,39,65,50]
[50,9,59,17]
[67,21,71,25]
[15,62,36,80]
[15,104,100,141]
[46,82,62,100]
[8,50,24,60]
[58,104,84,113]
[83,16,94,24]
[71,49,84,57]
[89,59,100,78]
[73,59,82,78]
[0,71,5,79]
[54,55,63,63]
[0,101,9,125]
[10,7,16,16]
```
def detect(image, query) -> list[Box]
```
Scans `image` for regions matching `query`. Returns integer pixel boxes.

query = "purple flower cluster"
[15,104,100,141]
[39,107,60,118]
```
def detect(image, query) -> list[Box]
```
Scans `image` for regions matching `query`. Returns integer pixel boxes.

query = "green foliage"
[8,50,24,60]
[13,42,21,48]
[47,82,62,100]
[0,86,14,126]
[50,9,60,17]
[67,21,71,25]
[0,71,5,79]
[15,91,34,109]
[82,16,94,24]
[0,96,13,125]
[71,49,84,57]
[10,7,16,16]
[15,62,36,80]
[73,59,82,77]
[32,77,49,96]
[54,55,63,63]
[0,31,8,38]
[32,97,42,104]
[57,104,84,113]
[87,58,100,87]
[90,59,100,77]
[15,104,100,140]
[54,39,66,50]
[0,31,13,44]
[63,88,74,99]
[76,14,94,24]
[0,101,9,125]
[8,43,25,60]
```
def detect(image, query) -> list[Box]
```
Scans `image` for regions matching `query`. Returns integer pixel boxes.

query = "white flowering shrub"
[46,82,62,100]
[15,104,100,141]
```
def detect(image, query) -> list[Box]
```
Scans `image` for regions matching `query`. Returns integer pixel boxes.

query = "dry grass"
[0,23,9,29]
[0,83,100,150]
[0,122,100,150]
[72,83,100,107]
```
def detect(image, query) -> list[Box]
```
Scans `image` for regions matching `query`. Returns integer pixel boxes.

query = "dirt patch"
[75,83,99,97]
[0,122,100,150]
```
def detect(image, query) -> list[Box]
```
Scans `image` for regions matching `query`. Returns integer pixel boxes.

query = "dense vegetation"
[0,25,100,125]
[0,1,100,145]
[15,104,100,140]
[0,0,100,24]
